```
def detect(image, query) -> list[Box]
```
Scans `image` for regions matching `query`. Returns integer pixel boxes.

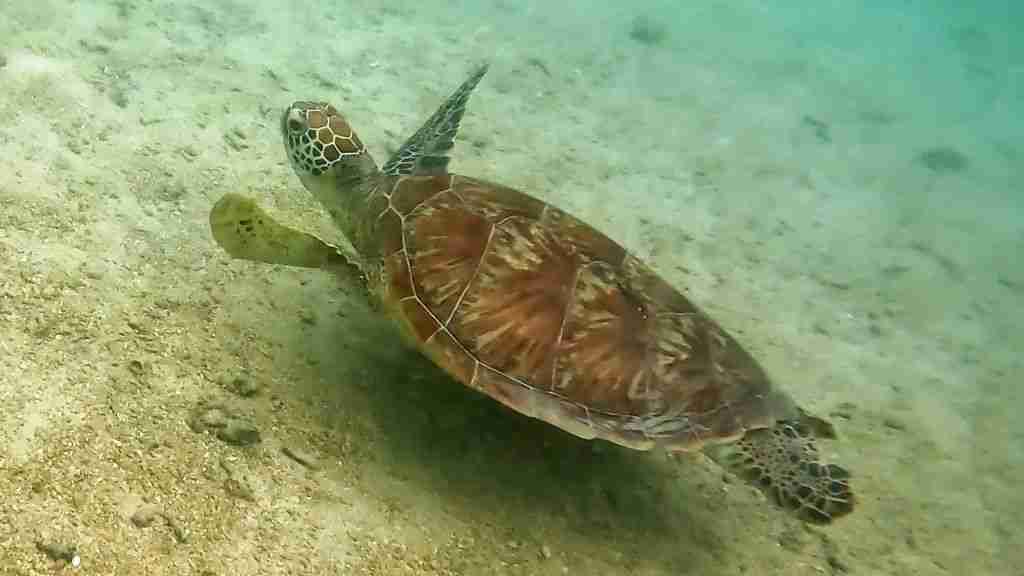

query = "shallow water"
[1,1,1020,574]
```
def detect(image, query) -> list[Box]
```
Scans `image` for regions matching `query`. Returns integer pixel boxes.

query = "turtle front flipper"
[710,418,855,524]
[209,193,365,284]
[381,63,489,177]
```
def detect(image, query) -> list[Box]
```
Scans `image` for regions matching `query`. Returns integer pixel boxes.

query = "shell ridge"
[549,260,585,395]
[443,220,495,328]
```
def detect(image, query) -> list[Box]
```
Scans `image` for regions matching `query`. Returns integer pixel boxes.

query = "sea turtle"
[209,64,854,523]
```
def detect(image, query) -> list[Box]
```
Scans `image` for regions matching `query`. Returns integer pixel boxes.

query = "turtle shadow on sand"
[295,303,731,568]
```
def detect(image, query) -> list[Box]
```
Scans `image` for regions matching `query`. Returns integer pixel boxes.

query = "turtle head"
[282,102,378,204]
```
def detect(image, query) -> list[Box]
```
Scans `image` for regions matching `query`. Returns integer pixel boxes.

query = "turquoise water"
[0,1,1019,574]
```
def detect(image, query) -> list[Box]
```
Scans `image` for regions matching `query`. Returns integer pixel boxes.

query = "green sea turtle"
[209,64,854,523]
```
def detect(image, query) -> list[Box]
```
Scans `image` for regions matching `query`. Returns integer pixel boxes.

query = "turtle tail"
[727,419,855,524]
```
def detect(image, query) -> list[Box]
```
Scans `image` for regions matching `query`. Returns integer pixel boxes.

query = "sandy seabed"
[1,1,1020,574]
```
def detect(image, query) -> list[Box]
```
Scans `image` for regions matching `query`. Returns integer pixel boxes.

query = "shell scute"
[540,206,626,266]
[406,195,492,323]
[449,216,575,389]
[376,209,405,256]
[451,176,546,222]
[400,296,440,342]
[384,251,414,300]
[392,174,452,216]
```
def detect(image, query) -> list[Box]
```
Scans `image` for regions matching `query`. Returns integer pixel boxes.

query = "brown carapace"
[209,63,854,524]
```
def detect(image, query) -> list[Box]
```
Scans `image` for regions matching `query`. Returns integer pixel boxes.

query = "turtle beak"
[280,106,303,141]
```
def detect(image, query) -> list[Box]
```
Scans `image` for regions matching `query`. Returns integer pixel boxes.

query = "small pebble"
[220,458,257,501]
[916,146,969,174]
[217,420,261,446]
[230,375,262,398]
[224,474,257,501]
[191,406,229,431]
[164,514,188,543]
[131,504,163,527]
[883,417,907,431]
[628,15,667,46]
[189,402,261,445]
[282,444,319,469]
[35,540,77,563]
[217,374,263,397]
[127,359,145,376]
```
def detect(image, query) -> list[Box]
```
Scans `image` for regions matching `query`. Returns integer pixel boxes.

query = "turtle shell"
[370,173,791,451]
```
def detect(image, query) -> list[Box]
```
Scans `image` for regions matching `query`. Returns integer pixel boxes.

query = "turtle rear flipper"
[711,419,855,524]
[381,63,489,177]
[210,193,362,283]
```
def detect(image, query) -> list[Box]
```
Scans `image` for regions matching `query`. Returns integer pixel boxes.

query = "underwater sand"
[1,0,1021,574]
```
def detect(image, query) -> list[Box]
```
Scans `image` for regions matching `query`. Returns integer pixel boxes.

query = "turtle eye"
[287,117,303,132]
